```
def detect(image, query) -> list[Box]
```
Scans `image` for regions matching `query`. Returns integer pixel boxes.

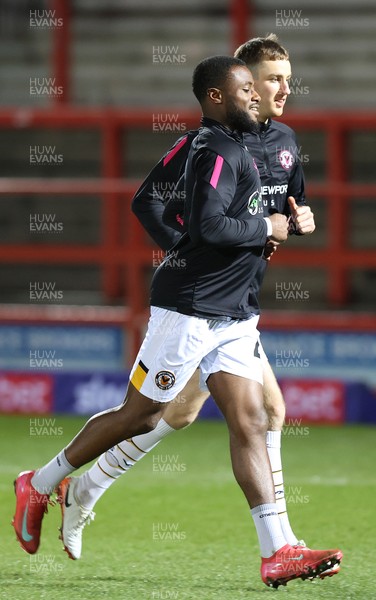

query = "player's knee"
[139,418,158,434]
[128,412,160,436]
[265,396,286,430]
[263,373,286,430]
[165,408,198,430]
[230,407,268,444]
[251,409,269,436]
[116,399,162,436]
[164,390,208,429]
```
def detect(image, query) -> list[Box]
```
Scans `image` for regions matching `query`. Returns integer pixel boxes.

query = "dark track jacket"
[149,118,267,320]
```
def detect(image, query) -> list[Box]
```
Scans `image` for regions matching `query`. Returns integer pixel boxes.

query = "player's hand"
[268,213,289,243]
[287,196,315,234]
[263,240,279,261]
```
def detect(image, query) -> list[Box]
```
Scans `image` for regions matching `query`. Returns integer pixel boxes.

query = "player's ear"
[207,87,223,104]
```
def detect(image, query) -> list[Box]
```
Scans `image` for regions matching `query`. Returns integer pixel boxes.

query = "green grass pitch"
[1,415,375,600]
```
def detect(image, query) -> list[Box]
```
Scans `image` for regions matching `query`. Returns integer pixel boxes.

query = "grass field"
[1,416,375,600]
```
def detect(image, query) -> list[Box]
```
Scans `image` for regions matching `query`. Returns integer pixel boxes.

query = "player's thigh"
[207,371,266,441]
[164,369,210,429]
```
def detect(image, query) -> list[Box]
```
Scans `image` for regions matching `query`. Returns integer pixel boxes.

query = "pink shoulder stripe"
[163,136,189,166]
[209,155,224,189]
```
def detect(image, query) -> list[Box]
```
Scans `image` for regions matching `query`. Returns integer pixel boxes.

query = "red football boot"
[12,470,51,554]
[261,543,343,588]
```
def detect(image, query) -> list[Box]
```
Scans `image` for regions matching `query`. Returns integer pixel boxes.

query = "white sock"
[266,430,299,546]
[75,418,175,509]
[31,450,74,495]
[251,503,287,558]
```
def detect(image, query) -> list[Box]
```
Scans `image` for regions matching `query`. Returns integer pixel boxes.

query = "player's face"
[252,60,292,122]
[223,66,261,133]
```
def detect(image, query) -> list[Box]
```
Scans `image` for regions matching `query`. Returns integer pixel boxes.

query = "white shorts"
[129,307,263,403]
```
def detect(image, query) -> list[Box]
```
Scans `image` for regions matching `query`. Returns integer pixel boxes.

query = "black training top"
[149,118,267,320]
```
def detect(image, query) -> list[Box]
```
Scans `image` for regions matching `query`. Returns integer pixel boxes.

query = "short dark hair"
[192,55,246,103]
[234,34,289,68]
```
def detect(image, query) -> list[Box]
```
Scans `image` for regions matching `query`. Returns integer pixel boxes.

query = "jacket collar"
[259,118,272,133]
[200,116,244,143]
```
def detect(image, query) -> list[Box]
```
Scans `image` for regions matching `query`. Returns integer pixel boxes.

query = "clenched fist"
[268,213,289,243]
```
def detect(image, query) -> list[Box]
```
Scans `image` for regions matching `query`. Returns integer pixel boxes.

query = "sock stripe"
[126,438,146,454]
[117,445,137,462]
[97,461,118,480]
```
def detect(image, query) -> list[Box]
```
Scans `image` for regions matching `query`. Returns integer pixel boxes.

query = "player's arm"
[188,150,272,248]
[162,174,185,234]
[131,134,192,251]
[131,163,180,251]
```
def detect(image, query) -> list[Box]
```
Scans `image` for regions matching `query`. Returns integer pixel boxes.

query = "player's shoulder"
[162,129,199,166]
[196,125,244,159]
[171,129,199,151]
[185,129,200,144]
